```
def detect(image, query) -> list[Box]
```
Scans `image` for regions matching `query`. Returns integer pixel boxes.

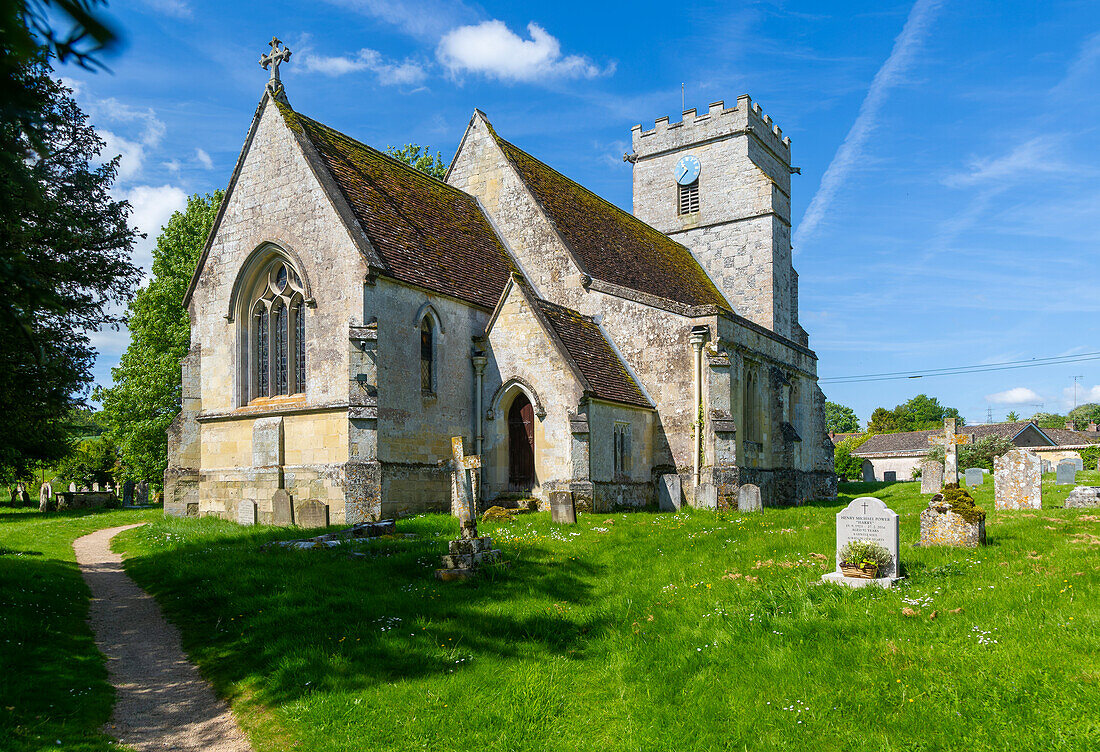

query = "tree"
[866,394,964,434]
[96,191,222,483]
[0,62,139,481]
[55,433,117,488]
[1068,403,1100,429]
[1005,411,1020,422]
[867,407,904,434]
[833,434,870,481]
[824,401,860,433]
[1030,412,1067,430]
[385,143,446,179]
[926,435,1013,473]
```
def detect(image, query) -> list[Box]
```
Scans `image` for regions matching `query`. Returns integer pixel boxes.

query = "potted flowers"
[838,540,892,579]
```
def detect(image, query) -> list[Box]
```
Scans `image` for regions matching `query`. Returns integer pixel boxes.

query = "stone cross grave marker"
[964,468,984,487]
[1056,460,1076,486]
[451,436,481,540]
[994,449,1041,510]
[122,480,134,507]
[658,474,681,511]
[259,37,292,93]
[822,496,900,587]
[297,500,329,528]
[920,460,943,494]
[737,483,762,513]
[237,499,257,526]
[272,488,293,526]
[928,418,971,485]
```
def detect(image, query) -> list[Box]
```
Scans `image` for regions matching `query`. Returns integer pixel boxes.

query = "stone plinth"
[994,450,1041,510]
[1065,486,1100,508]
[920,500,985,547]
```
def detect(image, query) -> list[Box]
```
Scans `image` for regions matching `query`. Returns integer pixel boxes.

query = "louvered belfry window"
[678,180,700,215]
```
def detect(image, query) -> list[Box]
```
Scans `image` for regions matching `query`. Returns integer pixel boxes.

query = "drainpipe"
[472,353,487,455]
[689,328,708,488]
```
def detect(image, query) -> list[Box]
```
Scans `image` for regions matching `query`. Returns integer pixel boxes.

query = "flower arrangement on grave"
[838,540,892,579]
[934,483,986,523]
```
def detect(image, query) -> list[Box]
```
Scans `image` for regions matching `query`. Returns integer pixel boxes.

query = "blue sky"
[63,0,1100,426]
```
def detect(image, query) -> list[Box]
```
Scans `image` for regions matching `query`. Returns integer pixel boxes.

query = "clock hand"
[679,165,688,180]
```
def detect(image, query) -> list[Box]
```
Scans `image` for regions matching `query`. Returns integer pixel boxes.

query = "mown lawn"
[106,477,1099,752]
[0,505,159,752]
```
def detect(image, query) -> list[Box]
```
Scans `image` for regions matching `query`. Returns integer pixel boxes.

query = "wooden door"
[508,394,535,490]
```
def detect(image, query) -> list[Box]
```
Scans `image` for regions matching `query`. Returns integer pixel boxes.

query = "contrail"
[793,0,944,249]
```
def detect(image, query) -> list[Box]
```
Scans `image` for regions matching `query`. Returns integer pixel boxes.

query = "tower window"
[678,179,700,215]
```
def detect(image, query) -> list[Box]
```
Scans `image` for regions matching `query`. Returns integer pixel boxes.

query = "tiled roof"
[534,299,651,409]
[854,421,1100,456]
[281,105,516,309]
[830,432,863,445]
[485,123,729,310]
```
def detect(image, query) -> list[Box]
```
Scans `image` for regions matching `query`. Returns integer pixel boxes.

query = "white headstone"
[658,474,681,511]
[832,497,900,579]
[737,483,762,513]
[237,499,257,525]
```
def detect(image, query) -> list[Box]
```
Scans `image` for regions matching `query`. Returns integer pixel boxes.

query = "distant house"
[839,421,1100,481]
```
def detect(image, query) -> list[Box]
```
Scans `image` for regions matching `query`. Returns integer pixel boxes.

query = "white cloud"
[195,148,213,169]
[100,130,147,181]
[140,0,192,17]
[437,20,613,83]
[985,387,1044,405]
[323,0,477,39]
[163,159,182,173]
[1063,384,1100,407]
[794,0,943,248]
[943,136,1071,188]
[89,98,166,183]
[298,47,427,85]
[124,184,188,278]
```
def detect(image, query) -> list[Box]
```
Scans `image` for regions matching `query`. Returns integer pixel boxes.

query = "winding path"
[74,524,253,752]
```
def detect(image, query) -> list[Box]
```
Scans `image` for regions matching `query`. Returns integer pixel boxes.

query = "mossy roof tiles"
[282,105,516,309]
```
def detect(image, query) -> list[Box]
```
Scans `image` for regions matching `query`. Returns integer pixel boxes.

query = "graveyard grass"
[0,505,160,751]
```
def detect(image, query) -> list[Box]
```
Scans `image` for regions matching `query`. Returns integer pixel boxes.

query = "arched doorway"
[508,393,535,491]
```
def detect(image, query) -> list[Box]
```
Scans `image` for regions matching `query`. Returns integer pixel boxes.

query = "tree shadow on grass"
[122,520,609,708]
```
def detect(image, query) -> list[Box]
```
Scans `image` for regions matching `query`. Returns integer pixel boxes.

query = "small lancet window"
[678,180,700,215]
[420,318,434,395]
[246,259,307,402]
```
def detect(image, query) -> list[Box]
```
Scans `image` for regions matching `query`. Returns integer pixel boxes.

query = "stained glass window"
[294,299,306,394]
[274,300,288,395]
[420,319,433,394]
[247,256,307,404]
[254,304,268,398]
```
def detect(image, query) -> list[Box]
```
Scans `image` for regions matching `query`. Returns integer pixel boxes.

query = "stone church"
[164,43,835,524]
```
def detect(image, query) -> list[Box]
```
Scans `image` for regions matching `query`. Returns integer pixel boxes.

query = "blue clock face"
[675,155,701,185]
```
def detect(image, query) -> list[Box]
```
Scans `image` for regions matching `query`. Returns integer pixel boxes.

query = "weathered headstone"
[38,483,53,512]
[122,480,135,507]
[696,483,717,510]
[861,460,874,482]
[964,468,984,487]
[91,482,100,492]
[928,417,971,485]
[136,480,149,505]
[994,449,1042,510]
[1056,461,1076,486]
[1072,457,1084,472]
[920,461,943,494]
[920,496,985,547]
[549,490,576,524]
[1041,460,1052,474]
[737,483,762,513]
[296,499,328,528]
[68,482,77,492]
[822,497,901,588]
[1065,486,1100,508]
[657,474,681,511]
[271,488,293,526]
[883,471,897,482]
[237,499,257,525]
[16,483,30,506]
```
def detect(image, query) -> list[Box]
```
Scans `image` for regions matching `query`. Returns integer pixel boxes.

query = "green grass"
[0,505,160,752]
[103,479,1100,752]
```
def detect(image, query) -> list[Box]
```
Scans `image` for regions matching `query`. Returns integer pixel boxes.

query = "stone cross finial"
[259,37,292,95]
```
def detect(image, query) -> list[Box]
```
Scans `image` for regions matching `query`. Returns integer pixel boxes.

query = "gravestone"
[1065,486,1100,508]
[68,482,77,492]
[1041,460,1051,474]
[16,484,30,506]
[1072,457,1084,472]
[122,480,135,507]
[1056,461,1076,486]
[696,483,717,510]
[822,497,901,588]
[861,460,874,482]
[271,488,293,526]
[658,474,681,511]
[928,417,971,485]
[737,483,762,513]
[236,499,257,525]
[436,437,501,581]
[296,500,328,528]
[549,490,576,524]
[38,483,53,512]
[136,480,149,505]
[920,461,944,494]
[994,449,1042,510]
[883,471,897,482]
[920,495,985,547]
[964,468,984,487]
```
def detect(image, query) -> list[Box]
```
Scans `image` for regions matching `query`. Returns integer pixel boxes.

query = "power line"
[820,351,1100,385]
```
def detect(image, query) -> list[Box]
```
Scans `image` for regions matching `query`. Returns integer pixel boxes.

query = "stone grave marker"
[964,468,984,487]
[696,483,717,510]
[994,449,1042,510]
[237,499,257,525]
[928,417,971,485]
[1065,486,1100,508]
[920,461,943,494]
[1041,460,1051,474]
[737,483,762,513]
[1056,461,1076,486]
[1072,457,1084,472]
[822,496,900,588]
[68,482,77,492]
[296,500,328,528]
[920,495,985,547]
[658,474,681,511]
[272,488,294,526]
[122,480,134,507]
[38,483,53,512]
[883,471,897,482]
[136,480,149,505]
[861,461,874,482]
[437,437,501,581]
[549,490,576,524]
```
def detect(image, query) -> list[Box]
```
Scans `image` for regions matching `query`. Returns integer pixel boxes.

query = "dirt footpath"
[74,524,253,752]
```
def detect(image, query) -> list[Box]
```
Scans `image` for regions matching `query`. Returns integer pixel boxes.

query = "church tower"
[629,95,801,343]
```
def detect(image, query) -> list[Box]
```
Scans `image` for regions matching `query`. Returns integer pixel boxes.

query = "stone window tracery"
[247,259,307,401]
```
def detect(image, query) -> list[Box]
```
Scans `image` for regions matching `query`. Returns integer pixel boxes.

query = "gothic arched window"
[247,259,307,401]
[420,317,434,395]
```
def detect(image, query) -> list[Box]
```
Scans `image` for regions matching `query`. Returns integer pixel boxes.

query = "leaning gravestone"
[122,480,134,507]
[38,483,53,513]
[920,461,943,494]
[737,483,762,513]
[964,468,984,487]
[994,449,1042,510]
[861,461,874,482]
[237,499,257,525]
[1056,461,1076,486]
[271,489,294,526]
[658,474,682,511]
[822,497,900,588]
[296,500,328,528]
[549,490,576,524]
[1065,486,1100,508]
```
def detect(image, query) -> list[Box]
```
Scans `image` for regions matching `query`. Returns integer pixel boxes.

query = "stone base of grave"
[821,571,902,589]
[920,504,985,547]
[435,536,502,581]
[1065,486,1100,508]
